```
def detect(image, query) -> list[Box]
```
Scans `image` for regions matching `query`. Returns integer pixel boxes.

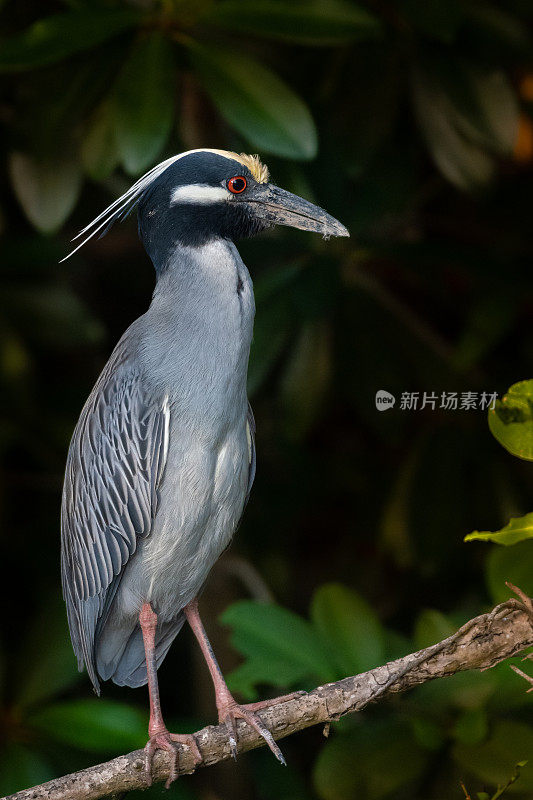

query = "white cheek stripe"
[170,184,230,204]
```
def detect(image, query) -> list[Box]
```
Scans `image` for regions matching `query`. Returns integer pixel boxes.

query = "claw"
[219,700,287,765]
[224,713,239,760]
[228,732,238,761]
[143,729,202,788]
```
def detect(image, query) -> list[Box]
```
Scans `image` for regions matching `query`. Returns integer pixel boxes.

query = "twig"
[509,664,533,692]
[4,599,533,800]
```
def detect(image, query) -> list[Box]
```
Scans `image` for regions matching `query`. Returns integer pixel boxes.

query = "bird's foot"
[218,691,301,764]
[144,727,202,788]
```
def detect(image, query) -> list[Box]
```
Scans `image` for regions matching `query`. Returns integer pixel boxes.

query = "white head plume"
[60,149,269,262]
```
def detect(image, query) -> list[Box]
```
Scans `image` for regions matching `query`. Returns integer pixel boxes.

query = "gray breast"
[99,240,255,652]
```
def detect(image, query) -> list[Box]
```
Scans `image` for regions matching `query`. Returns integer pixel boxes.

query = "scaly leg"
[184,597,298,763]
[139,603,202,787]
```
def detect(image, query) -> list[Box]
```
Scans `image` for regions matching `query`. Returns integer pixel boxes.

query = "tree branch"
[5,598,533,800]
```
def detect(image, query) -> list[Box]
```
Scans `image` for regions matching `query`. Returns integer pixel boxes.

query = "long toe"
[240,690,305,713]
[144,730,201,788]
[221,703,286,766]
[169,732,203,768]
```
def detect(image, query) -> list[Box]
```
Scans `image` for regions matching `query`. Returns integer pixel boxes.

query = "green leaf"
[486,659,533,712]
[187,43,317,159]
[488,380,533,461]
[314,729,365,800]
[9,152,82,233]
[310,583,384,676]
[248,297,291,395]
[222,600,336,698]
[465,5,531,53]
[466,512,533,546]
[280,320,332,440]
[486,540,533,604]
[399,0,463,43]
[81,102,120,181]
[450,69,519,157]
[452,293,517,372]
[452,708,488,745]
[380,444,418,569]
[252,747,314,800]
[28,699,148,752]
[253,262,301,305]
[202,1,381,46]
[314,721,429,800]
[248,267,296,396]
[415,55,519,159]
[453,721,533,792]
[410,717,445,751]
[14,593,82,709]
[413,668,495,713]
[0,743,55,796]
[112,33,175,175]
[411,66,495,191]
[1,286,104,348]
[0,9,143,72]
[414,609,456,650]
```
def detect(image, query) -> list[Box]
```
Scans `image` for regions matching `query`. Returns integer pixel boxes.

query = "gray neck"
[141,239,255,401]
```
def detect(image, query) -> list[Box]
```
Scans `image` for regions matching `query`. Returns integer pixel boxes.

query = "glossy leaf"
[0,744,55,796]
[0,9,142,72]
[248,295,292,396]
[28,699,148,752]
[222,600,336,698]
[14,594,82,709]
[314,721,429,800]
[310,583,384,676]
[453,721,533,791]
[488,379,533,461]
[415,55,519,158]
[466,512,533,546]
[203,1,381,46]
[452,708,488,745]
[399,0,463,43]
[411,67,495,191]
[112,33,175,175]
[9,152,82,233]
[486,540,533,604]
[414,609,455,650]
[1,286,104,348]
[187,43,317,159]
[253,262,301,305]
[451,69,519,156]
[280,320,332,440]
[452,293,517,371]
[414,666,496,712]
[81,102,120,181]
[410,717,445,751]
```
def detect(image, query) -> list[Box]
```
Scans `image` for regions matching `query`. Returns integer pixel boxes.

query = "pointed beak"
[242,183,349,238]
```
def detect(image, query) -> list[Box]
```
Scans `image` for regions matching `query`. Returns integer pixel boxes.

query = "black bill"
[242,183,349,238]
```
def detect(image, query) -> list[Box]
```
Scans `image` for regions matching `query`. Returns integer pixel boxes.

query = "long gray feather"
[60,332,169,692]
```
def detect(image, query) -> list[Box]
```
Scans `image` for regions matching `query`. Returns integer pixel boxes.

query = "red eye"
[228,176,247,194]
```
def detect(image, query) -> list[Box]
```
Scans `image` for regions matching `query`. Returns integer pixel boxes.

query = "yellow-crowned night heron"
[60,149,348,783]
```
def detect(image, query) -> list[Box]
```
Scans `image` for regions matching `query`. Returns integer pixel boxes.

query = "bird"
[60,148,348,784]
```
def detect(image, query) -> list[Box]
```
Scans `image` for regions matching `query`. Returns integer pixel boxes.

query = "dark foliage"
[1,1,532,797]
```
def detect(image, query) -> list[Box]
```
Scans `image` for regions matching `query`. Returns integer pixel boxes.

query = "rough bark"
[4,597,533,800]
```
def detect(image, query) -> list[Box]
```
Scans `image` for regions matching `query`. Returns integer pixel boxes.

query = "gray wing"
[61,337,169,691]
[245,401,256,505]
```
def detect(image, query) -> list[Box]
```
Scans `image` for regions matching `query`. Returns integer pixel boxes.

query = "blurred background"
[1,1,533,798]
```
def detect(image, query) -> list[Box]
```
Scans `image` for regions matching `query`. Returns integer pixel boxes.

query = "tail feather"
[96,613,185,689]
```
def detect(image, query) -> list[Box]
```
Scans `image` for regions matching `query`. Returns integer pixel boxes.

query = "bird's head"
[63,149,349,266]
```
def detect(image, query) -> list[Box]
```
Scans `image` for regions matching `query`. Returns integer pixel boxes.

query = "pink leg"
[184,598,298,763]
[139,603,202,787]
